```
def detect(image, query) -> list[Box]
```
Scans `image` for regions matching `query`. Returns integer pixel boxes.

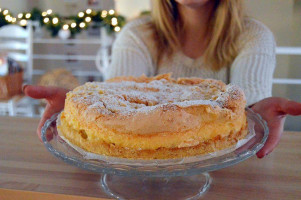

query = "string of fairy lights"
[0,7,126,37]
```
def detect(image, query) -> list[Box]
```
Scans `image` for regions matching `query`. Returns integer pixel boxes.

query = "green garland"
[0,9,12,26]
[0,7,126,37]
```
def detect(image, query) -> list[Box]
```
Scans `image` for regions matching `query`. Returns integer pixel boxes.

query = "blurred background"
[0,0,300,130]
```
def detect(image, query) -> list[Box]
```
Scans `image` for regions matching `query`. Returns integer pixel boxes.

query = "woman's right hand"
[23,85,69,141]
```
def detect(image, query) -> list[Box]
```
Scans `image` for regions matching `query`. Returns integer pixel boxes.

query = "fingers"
[23,85,62,100]
[23,85,68,142]
[282,100,301,116]
[37,104,60,141]
[256,118,285,158]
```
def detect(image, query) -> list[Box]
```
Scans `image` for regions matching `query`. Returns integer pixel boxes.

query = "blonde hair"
[151,0,245,70]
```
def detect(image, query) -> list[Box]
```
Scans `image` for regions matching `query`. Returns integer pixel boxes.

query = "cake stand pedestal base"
[100,173,212,200]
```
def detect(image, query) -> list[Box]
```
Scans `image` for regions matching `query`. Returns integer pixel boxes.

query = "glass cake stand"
[41,108,268,200]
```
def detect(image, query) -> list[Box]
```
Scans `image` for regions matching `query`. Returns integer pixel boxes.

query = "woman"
[24,0,301,158]
[106,0,276,105]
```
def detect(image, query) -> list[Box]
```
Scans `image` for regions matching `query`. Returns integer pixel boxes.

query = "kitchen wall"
[245,0,294,97]
[286,0,301,130]
[0,0,114,16]
[0,0,28,14]
[115,0,150,19]
[34,0,114,16]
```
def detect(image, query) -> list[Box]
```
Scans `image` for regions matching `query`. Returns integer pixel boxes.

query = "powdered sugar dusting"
[174,100,219,107]
[216,84,244,107]
[68,78,242,115]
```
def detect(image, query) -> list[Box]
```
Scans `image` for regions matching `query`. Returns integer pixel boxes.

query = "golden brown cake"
[58,74,248,159]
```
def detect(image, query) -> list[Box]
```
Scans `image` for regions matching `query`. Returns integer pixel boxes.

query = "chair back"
[0,23,33,83]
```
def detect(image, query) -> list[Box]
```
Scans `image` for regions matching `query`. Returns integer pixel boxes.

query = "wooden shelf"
[33,69,102,77]
[33,54,98,61]
[33,38,101,45]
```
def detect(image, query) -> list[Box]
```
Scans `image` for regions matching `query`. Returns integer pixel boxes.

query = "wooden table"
[0,116,300,200]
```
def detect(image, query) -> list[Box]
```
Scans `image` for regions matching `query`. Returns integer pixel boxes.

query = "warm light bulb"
[79,22,86,28]
[47,9,52,15]
[0,8,2,12]
[5,15,11,21]
[114,26,121,32]
[78,12,84,18]
[62,24,69,30]
[52,17,59,24]
[111,17,118,26]
[12,18,16,23]
[42,12,47,17]
[85,17,91,23]
[108,9,115,15]
[3,10,8,15]
[101,10,107,18]
[44,17,49,23]
[20,19,27,26]
[18,13,23,19]
[25,13,31,19]
[71,22,76,28]
[86,9,92,14]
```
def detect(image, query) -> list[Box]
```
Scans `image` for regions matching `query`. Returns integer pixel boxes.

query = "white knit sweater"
[104,17,276,106]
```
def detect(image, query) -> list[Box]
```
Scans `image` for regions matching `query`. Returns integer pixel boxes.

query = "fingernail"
[258,154,264,159]
[257,151,267,159]
[22,84,28,92]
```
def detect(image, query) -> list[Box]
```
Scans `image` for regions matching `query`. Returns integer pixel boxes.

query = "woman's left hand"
[251,97,301,158]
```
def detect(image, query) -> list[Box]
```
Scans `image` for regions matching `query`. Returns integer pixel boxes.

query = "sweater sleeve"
[230,19,276,106]
[103,19,154,80]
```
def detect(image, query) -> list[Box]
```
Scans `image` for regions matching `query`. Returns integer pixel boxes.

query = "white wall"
[37,0,114,16]
[36,0,114,16]
[0,0,114,16]
[286,0,301,130]
[245,0,294,98]
[115,0,151,19]
[245,0,294,46]
[0,0,28,14]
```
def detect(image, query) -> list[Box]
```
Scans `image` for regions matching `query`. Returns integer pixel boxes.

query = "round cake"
[58,74,248,159]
